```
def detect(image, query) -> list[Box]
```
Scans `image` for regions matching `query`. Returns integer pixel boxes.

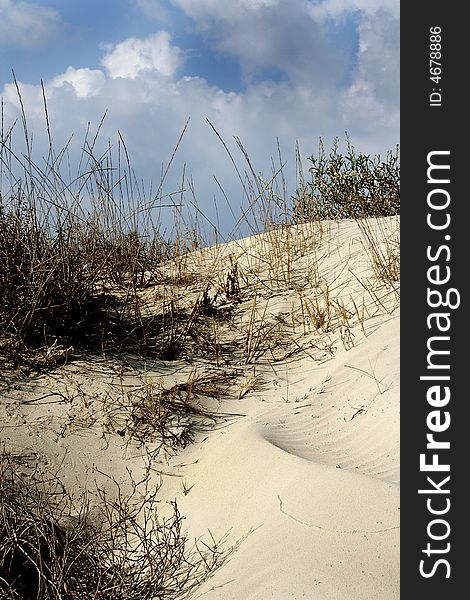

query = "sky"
[0,0,399,239]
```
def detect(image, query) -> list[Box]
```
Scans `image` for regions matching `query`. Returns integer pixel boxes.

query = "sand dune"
[168,309,399,599]
[1,217,399,598]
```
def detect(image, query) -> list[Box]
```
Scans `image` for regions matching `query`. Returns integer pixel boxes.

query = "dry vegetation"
[0,450,224,600]
[1,87,399,598]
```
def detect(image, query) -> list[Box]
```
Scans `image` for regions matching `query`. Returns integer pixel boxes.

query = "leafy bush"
[292,136,400,221]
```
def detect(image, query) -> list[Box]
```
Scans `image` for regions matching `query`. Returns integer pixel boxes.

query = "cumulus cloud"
[0,0,64,47]
[101,31,184,79]
[50,67,106,99]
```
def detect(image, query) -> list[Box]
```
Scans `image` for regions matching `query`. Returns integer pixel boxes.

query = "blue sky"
[1,0,399,237]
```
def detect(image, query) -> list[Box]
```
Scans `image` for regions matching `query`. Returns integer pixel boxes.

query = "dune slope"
[1,217,399,599]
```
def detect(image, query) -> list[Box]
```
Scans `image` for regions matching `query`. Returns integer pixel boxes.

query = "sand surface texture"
[1,218,399,599]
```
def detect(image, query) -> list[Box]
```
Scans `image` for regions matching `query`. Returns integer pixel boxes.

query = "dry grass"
[102,367,236,449]
[0,83,199,366]
[0,450,224,600]
[356,216,400,288]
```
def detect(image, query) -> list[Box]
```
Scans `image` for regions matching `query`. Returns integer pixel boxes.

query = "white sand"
[0,217,399,599]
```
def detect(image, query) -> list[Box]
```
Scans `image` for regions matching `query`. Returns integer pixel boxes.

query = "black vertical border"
[401,4,467,598]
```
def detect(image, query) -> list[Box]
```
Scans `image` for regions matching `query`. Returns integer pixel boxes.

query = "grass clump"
[0,450,222,600]
[0,88,190,365]
[0,196,110,354]
[103,367,234,448]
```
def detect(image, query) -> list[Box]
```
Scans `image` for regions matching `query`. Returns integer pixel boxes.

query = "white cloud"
[0,0,63,47]
[50,67,106,99]
[101,31,184,79]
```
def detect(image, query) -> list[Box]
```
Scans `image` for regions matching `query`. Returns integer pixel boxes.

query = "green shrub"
[292,136,400,221]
